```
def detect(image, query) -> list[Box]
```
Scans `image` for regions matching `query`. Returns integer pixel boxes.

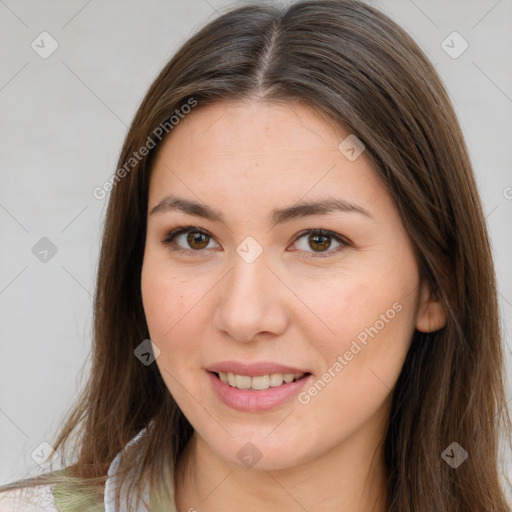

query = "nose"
[213,250,289,343]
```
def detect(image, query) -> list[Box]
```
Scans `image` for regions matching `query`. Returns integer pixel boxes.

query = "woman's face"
[141,99,443,471]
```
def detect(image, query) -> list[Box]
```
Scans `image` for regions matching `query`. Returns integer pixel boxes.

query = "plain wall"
[1,0,511,498]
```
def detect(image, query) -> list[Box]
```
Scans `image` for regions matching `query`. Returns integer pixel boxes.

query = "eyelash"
[161,226,351,259]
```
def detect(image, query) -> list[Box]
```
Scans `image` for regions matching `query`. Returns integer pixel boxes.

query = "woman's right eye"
[162,226,219,255]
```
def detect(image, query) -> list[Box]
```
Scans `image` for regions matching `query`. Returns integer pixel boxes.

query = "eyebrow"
[149,194,372,225]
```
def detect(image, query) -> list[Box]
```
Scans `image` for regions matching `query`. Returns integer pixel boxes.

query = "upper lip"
[206,360,310,377]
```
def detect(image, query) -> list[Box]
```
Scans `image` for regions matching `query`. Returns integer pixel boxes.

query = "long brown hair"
[2,1,510,510]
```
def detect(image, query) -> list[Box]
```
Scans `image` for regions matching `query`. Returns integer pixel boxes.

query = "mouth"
[205,361,313,411]
[207,369,313,412]
[210,371,311,391]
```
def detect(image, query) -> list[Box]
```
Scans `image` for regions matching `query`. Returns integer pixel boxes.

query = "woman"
[1,0,510,510]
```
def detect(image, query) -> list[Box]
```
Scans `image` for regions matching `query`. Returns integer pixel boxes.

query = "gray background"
[1,0,511,498]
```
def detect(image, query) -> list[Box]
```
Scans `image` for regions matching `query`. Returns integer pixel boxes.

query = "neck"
[175,412,389,512]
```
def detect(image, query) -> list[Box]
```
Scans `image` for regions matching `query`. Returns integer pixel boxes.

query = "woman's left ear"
[416,280,447,333]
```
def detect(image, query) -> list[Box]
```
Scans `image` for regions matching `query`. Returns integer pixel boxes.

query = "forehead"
[150,99,374,181]
[160,99,348,154]
[146,99,392,225]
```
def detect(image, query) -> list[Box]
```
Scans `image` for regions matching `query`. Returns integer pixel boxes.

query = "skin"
[141,99,446,512]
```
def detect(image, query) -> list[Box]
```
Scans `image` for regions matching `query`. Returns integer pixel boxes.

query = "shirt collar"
[104,427,150,512]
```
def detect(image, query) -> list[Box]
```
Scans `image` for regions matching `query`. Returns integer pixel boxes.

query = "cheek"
[141,263,204,402]
[289,285,415,447]
[141,256,199,337]
[296,255,419,380]
[140,261,202,375]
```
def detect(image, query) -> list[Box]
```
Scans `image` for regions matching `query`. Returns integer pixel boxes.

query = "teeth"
[252,375,269,390]
[217,371,305,391]
[269,373,284,387]
[235,374,251,389]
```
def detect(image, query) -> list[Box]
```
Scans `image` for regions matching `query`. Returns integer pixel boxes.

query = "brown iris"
[187,231,210,250]
[308,233,331,252]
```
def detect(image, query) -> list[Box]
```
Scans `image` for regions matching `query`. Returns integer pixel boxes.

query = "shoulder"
[0,484,59,512]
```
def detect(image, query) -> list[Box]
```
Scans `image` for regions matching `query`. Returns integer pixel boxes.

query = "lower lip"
[207,371,313,412]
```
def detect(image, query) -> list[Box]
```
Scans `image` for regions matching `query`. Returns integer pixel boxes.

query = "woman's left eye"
[161,227,350,258]
[291,229,350,257]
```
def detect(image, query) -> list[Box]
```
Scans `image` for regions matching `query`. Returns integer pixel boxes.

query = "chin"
[203,430,314,472]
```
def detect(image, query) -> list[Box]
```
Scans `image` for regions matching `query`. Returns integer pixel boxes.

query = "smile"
[217,371,307,390]
[207,369,313,412]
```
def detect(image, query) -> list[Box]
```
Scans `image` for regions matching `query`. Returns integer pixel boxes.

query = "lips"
[205,360,310,376]
[205,360,313,412]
